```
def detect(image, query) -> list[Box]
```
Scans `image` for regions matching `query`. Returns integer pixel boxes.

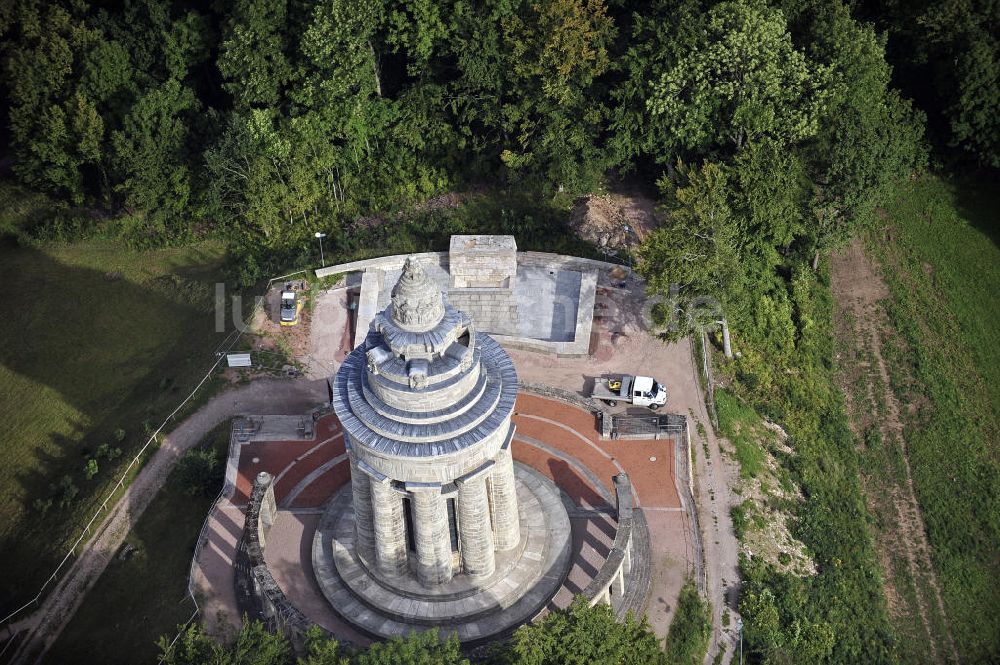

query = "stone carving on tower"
[390,257,446,332]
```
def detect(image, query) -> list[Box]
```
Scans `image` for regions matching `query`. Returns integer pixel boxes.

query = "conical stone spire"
[390,258,445,332]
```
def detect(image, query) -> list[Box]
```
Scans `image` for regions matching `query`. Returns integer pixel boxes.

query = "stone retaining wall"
[520,382,604,413]
[234,472,338,650]
[582,474,649,618]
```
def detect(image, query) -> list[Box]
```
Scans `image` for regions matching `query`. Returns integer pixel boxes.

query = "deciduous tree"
[647,0,828,155]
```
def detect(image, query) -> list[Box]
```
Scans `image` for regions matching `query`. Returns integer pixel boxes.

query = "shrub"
[175,448,222,497]
[57,475,79,508]
[664,580,712,665]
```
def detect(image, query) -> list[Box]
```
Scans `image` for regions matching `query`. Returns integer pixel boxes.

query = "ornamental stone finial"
[390,257,445,332]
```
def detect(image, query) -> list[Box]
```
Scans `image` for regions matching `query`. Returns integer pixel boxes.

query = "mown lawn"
[42,422,231,665]
[869,174,1000,662]
[0,184,229,617]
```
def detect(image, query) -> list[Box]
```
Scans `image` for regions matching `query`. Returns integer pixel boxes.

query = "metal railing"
[608,412,686,439]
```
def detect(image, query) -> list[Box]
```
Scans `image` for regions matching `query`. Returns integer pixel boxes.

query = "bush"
[506,597,666,665]
[731,500,752,540]
[664,580,712,665]
[57,475,79,508]
[174,449,222,497]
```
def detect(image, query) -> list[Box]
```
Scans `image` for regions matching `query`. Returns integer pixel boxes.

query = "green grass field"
[0,184,229,617]
[42,422,231,665]
[869,174,1000,662]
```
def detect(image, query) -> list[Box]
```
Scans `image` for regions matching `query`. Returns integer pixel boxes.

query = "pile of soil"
[569,192,661,251]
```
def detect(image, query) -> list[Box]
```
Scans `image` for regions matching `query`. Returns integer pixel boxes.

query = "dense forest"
[3,0,967,284]
[2,0,994,285]
[1,0,997,663]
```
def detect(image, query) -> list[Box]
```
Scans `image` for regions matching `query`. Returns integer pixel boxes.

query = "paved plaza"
[194,391,692,643]
[192,243,710,646]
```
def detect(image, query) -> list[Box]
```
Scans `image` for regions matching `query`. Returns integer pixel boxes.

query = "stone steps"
[312,464,572,643]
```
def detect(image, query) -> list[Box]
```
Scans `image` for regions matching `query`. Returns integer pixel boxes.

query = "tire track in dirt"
[831,238,958,663]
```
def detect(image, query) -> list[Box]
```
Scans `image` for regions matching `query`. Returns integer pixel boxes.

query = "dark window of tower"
[403,497,416,552]
[486,477,496,536]
[447,498,460,551]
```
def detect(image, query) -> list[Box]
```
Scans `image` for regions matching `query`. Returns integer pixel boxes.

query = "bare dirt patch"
[569,190,661,251]
[252,282,314,361]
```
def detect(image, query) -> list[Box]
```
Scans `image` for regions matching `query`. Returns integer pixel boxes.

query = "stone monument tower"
[332,257,521,587]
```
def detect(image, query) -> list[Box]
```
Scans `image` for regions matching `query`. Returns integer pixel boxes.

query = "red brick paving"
[600,435,679,508]
[273,434,345,500]
[288,461,351,508]
[512,439,610,508]
[233,396,678,511]
[313,416,342,441]
[235,439,317,503]
[514,394,680,509]
[233,414,343,504]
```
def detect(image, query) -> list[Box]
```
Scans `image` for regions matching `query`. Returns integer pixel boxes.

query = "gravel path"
[303,288,353,379]
[9,377,327,665]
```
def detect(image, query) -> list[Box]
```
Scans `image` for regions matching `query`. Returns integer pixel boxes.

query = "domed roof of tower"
[389,257,445,332]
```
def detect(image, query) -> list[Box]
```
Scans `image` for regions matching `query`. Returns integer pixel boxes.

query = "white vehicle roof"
[633,376,654,392]
[281,291,296,300]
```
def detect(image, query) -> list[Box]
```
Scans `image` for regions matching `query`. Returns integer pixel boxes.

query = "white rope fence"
[0,269,307,639]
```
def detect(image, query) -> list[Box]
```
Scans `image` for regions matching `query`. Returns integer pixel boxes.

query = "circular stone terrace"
[191,247,705,646]
[193,390,694,646]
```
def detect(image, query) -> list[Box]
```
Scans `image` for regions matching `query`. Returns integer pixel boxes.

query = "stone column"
[349,455,375,564]
[370,476,408,577]
[491,444,520,551]
[408,483,453,586]
[457,475,496,577]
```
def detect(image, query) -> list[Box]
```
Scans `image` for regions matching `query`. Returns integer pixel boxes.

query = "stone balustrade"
[234,472,336,650]
[583,474,647,617]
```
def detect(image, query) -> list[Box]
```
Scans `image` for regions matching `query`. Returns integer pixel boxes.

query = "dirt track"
[9,378,326,665]
[831,238,957,663]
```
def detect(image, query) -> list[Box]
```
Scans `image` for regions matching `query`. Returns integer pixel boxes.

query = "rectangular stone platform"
[315,240,607,357]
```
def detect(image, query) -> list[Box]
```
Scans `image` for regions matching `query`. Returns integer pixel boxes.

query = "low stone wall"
[582,474,649,618]
[520,382,603,413]
[234,472,335,650]
[314,252,448,280]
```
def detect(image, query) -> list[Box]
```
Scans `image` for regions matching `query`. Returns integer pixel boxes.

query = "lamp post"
[315,232,326,267]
